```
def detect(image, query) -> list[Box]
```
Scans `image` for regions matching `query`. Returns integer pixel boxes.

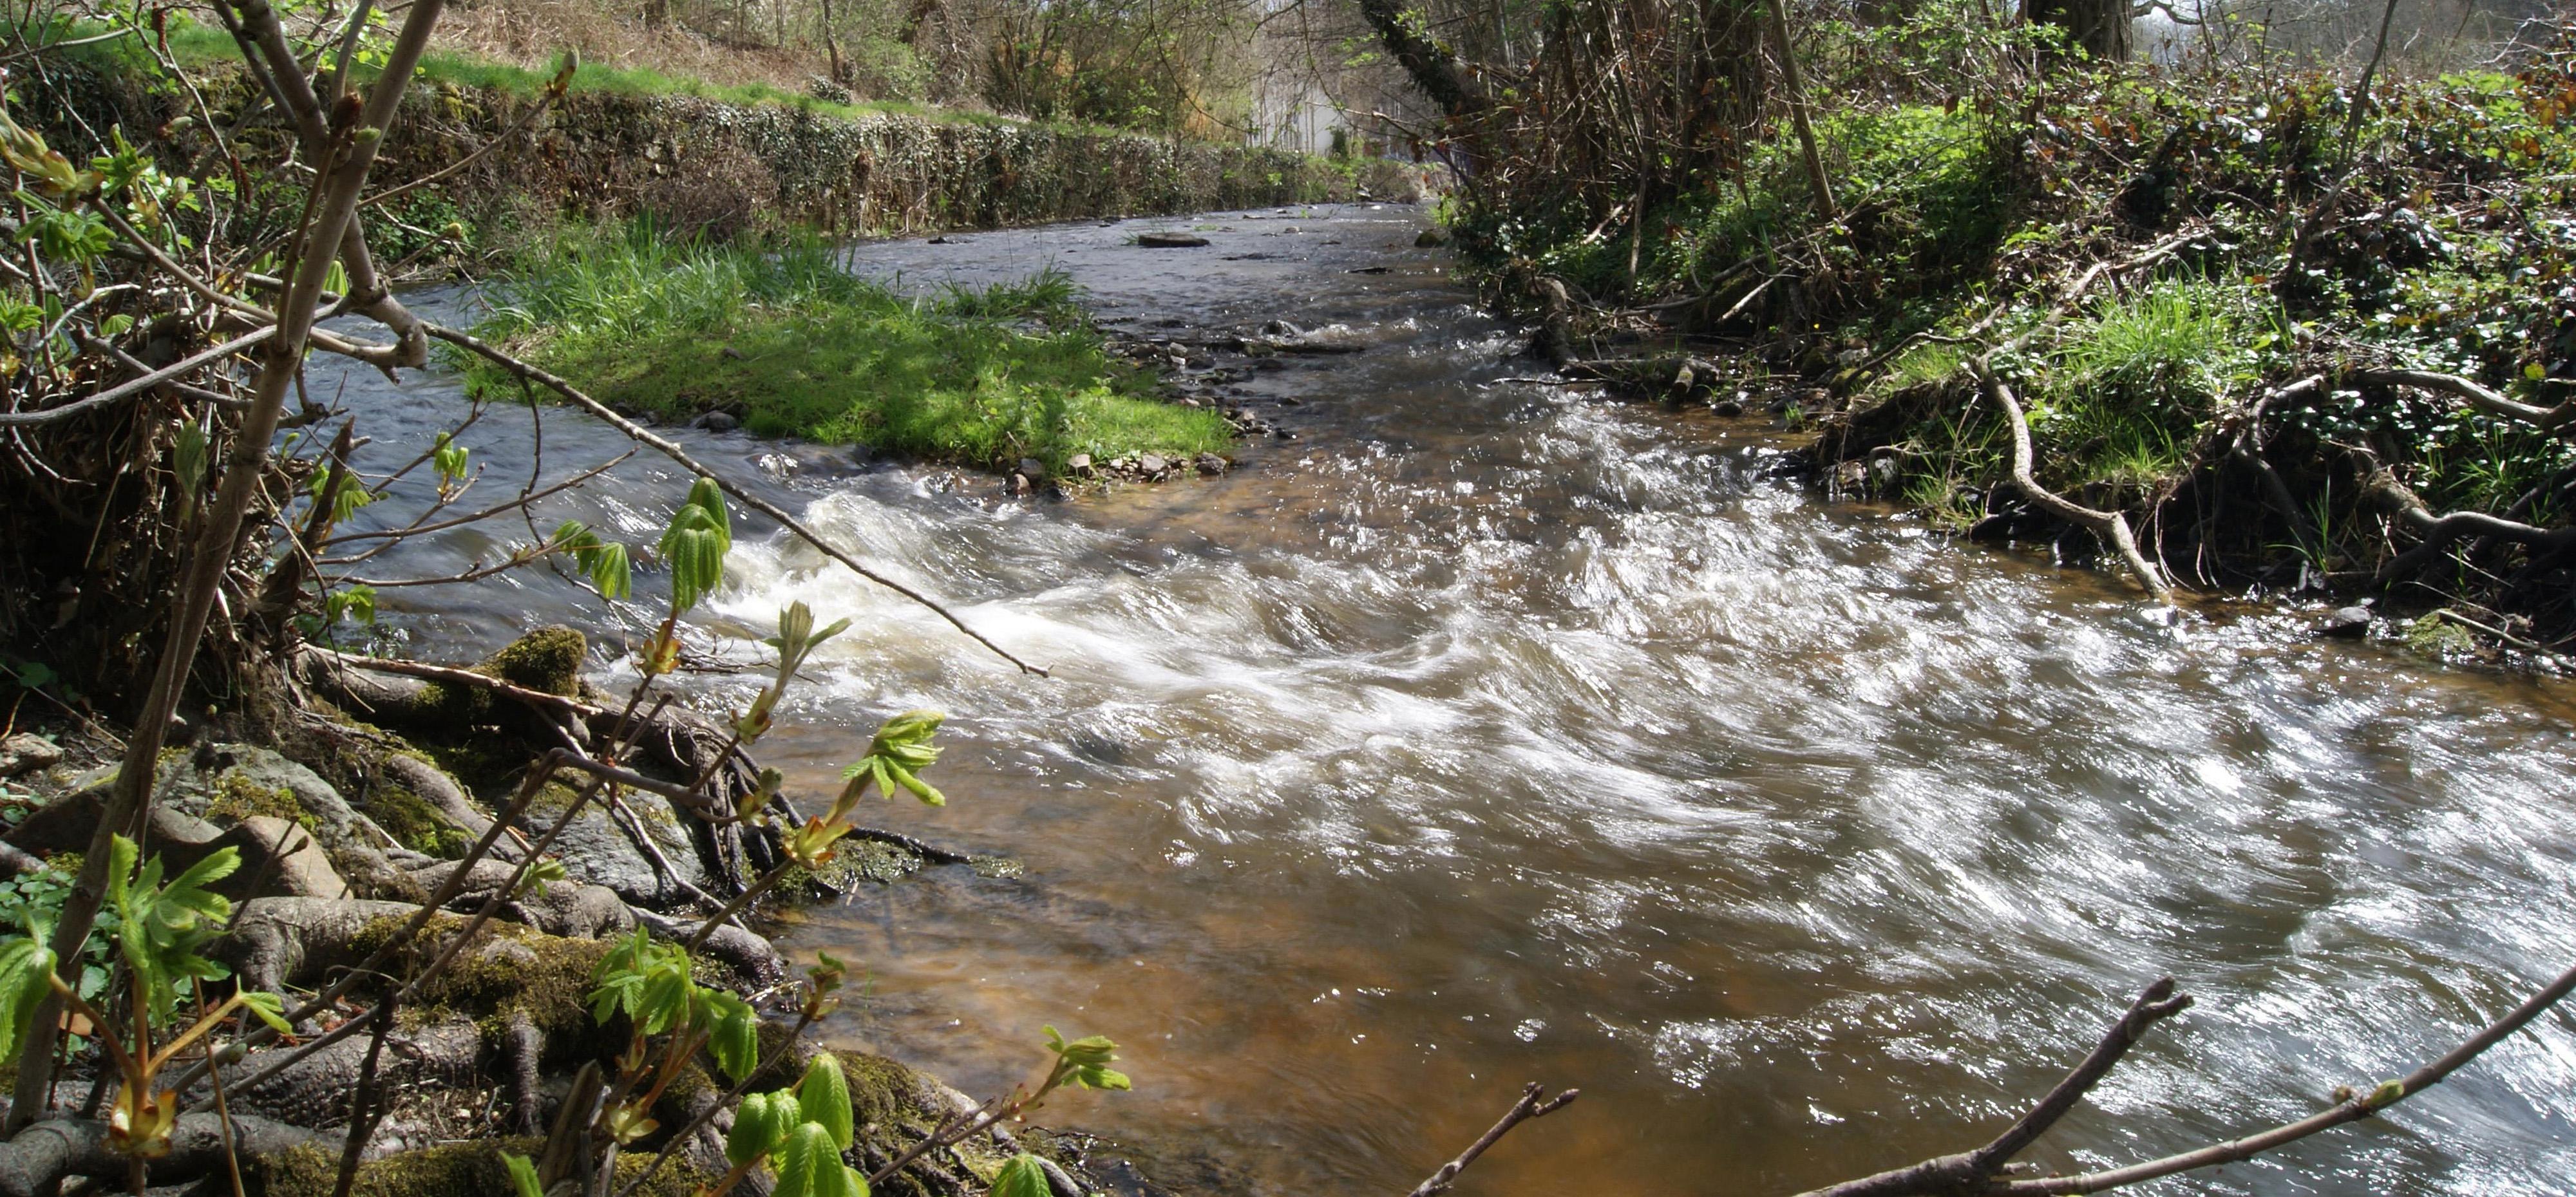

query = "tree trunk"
[1354,0,1486,119]
[820,0,845,82]
[2025,0,2130,61]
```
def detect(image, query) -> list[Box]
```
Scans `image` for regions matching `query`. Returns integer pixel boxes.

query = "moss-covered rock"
[365,784,472,858]
[485,626,587,696]
[350,915,617,1050]
[206,772,314,829]
[252,1137,714,1197]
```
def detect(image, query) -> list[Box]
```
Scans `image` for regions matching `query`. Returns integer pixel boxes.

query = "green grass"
[19,16,1132,138]
[403,51,954,126]
[464,226,1233,474]
[2029,278,2262,492]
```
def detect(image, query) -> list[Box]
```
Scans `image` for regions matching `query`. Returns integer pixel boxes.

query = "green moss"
[366,785,473,859]
[484,627,587,696]
[350,916,611,1041]
[206,772,314,830]
[415,739,542,803]
[778,838,927,897]
[838,1050,932,1129]
[254,1136,708,1197]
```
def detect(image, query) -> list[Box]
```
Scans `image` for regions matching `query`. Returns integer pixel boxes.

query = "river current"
[327,204,2576,1196]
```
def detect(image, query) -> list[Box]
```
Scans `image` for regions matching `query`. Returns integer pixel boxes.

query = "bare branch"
[1980,369,2177,603]
[1995,957,2576,1194]
[1406,1083,1580,1197]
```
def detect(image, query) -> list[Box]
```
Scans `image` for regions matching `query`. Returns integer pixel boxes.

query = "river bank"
[41,24,1426,279]
[1438,44,2576,664]
[199,204,2571,1196]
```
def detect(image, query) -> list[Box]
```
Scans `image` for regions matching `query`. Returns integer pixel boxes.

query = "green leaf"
[502,1153,544,1197]
[772,1122,866,1197]
[990,1155,1052,1197]
[1043,1026,1132,1091]
[658,478,733,615]
[796,1052,854,1151]
[0,937,59,1059]
[705,988,759,1082]
[432,431,470,490]
[238,990,292,1035]
[725,1090,795,1169]
[107,836,239,1021]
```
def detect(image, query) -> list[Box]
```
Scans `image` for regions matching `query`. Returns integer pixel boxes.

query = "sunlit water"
[327,205,2576,1196]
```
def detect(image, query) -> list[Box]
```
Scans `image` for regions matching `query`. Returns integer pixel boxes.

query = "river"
[328,203,2576,1196]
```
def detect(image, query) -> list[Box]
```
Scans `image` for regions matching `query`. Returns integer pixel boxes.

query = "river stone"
[692,410,740,432]
[1139,453,1169,476]
[1195,453,1228,476]
[217,816,351,900]
[0,733,61,778]
[2318,606,2374,639]
[1018,457,1048,482]
[1137,232,1209,248]
[541,801,709,910]
[1066,453,1094,476]
[174,744,366,849]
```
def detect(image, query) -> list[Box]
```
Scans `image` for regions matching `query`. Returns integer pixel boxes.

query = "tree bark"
[2024,0,2129,61]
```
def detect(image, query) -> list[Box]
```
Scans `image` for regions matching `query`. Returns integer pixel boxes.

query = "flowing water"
[329,205,2576,1196]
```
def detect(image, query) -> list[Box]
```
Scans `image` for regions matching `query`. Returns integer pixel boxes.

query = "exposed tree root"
[0,1113,325,1197]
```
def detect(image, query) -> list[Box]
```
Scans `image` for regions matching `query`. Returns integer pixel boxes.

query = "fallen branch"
[2352,449,2576,581]
[422,321,1048,675]
[2349,368,2576,433]
[1794,979,2191,1197]
[1798,957,2576,1196]
[1406,1082,1580,1197]
[1979,370,2176,603]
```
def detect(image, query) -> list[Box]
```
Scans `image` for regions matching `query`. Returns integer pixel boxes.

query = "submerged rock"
[2318,606,2374,639]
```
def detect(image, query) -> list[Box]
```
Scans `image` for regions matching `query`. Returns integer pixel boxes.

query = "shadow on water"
[320,204,2576,1197]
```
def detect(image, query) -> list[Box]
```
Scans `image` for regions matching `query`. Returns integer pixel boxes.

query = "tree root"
[0,1113,325,1197]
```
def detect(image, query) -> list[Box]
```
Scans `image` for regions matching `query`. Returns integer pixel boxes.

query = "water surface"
[330,205,2576,1196]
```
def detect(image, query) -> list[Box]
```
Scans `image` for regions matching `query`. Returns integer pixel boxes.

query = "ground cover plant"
[464,226,1235,473]
[1419,0,2576,656]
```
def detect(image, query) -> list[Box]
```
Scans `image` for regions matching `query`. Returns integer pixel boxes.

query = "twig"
[1994,957,2576,1194]
[1405,1082,1579,1197]
[326,994,399,1197]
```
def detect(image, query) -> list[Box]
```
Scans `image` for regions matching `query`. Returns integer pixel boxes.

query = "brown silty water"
[328,205,2576,1196]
